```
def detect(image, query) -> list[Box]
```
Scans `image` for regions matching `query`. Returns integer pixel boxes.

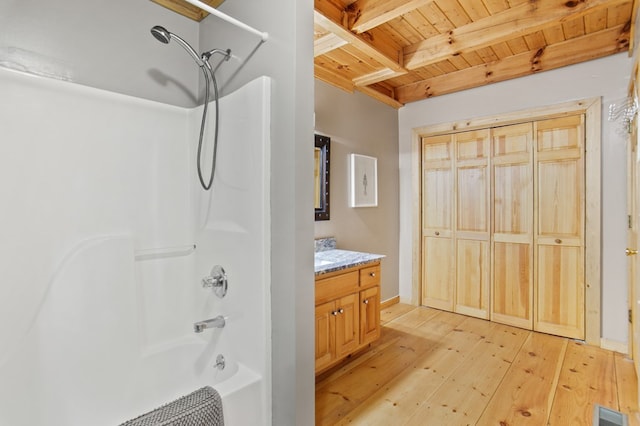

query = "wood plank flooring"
[316,304,640,426]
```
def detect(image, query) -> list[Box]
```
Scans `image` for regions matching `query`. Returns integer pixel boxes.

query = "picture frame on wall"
[349,153,378,208]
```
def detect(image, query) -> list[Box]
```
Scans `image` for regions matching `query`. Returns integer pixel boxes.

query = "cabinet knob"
[555,238,562,244]
[332,310,338,316]
[363,299,369,305]
[435,231,440,236]
[338,308,344,314]
[369,272,376,277]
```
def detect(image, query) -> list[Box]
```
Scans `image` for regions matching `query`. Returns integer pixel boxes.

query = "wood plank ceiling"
[315,0,637,108]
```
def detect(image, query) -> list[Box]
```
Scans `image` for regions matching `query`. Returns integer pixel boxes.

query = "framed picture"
[349,154,378,207]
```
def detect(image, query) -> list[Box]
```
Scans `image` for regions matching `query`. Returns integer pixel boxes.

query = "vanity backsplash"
[314,237,337,252]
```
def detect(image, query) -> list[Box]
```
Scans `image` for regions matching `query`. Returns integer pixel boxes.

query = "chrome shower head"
[150,25,204,67]
[150,25,171,44]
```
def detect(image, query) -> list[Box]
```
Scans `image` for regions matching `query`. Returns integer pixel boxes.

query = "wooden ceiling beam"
[314,65,356,93]
[354,68,408,86]
[315,33,349,57]
[356,85,404,108]
[314,1,406,72]
[397,23,630,103]
[348,0,436,34]
[314,0,346,25]
[150,0,224,21]
[403,0,630,70]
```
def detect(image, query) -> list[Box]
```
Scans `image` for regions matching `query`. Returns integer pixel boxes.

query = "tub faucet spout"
[194,315,226,333]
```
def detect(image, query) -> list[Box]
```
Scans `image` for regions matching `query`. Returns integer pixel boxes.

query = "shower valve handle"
[202,265,228,298]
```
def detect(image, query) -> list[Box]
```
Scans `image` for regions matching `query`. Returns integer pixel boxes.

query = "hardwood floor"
[315,304,640,425]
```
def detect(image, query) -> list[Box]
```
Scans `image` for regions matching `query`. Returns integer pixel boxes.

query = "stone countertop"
[315,249,385,276]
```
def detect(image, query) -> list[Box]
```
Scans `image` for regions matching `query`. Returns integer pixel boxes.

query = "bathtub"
[118,340,264,425]
[0,235,267,426]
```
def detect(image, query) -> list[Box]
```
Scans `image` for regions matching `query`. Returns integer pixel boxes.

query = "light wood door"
[360,286,380,345]
[491,123,534,329]
[534,115,585,339]
[422,134,455,310]
[315,301,335,371]
[455,130,490,319]
[335,293,360,358]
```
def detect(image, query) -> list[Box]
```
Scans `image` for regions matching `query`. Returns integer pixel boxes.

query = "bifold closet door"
[491,123,534,329]
[454,130,490,319]
[534,115,585,340]
[422,134,454,311]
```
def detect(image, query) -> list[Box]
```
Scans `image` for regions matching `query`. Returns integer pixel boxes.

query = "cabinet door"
[335,293,360,358]
[360,286,380,346]
[534,115,585,339]
[315,301,335,372]
[491,123,534,329]
[455,130,490,319]
[422,134,455,310]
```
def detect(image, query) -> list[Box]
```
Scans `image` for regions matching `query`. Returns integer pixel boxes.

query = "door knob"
[626,248,638,256]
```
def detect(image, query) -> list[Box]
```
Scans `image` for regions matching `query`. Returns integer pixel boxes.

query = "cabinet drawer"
[316,271,359,305]
[360,264,380,288]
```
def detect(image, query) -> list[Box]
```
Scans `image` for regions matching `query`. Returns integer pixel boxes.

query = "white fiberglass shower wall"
[0,64,271,425]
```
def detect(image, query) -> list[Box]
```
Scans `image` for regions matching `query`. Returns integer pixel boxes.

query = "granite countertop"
[314,238,385,276]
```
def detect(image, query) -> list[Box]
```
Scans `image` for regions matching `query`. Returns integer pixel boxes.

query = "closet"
[421,114,585,340]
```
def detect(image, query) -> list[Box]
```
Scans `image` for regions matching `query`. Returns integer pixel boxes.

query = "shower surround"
[0,66,271,425]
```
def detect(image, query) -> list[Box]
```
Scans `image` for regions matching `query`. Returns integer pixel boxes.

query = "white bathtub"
[119,341,264,425]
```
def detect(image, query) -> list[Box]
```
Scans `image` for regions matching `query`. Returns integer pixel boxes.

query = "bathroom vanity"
[314,240,384,374]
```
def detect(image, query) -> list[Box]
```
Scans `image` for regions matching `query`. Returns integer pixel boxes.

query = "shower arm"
[202,49,231,74]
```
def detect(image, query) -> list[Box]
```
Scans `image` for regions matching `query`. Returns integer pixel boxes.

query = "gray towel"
[120,386,224,426]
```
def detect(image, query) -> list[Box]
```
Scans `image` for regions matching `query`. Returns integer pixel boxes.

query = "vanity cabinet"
[315,261,381,374]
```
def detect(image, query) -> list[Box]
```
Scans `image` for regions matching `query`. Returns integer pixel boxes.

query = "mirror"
[315,134,330,221]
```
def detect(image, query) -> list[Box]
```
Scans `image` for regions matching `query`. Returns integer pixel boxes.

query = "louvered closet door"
[534,115,585,339]
[422,134,454,310]
[491,123,534,329]
[455,130,490,319]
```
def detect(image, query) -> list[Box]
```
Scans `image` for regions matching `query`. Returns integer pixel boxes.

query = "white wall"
[315,80,400,301]
[198,1,316,423]
[398,53,633,344]
[0,0,200,107]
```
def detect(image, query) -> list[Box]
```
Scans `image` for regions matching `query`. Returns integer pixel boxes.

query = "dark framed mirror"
[315,134,330,221]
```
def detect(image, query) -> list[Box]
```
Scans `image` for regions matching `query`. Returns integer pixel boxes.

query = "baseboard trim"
[380,295,400,309]
[600,338,629,354]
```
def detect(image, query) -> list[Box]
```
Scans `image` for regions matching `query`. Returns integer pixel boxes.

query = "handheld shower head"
[150,25,204,67]
[149,24,228,191]
[150,25,171,44]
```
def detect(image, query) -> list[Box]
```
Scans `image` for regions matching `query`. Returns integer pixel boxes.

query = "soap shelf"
[134,244,196,261]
